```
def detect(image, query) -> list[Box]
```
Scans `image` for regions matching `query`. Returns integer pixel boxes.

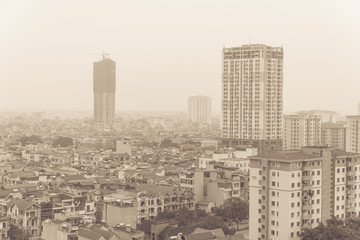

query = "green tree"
[160,138,175,148]
[175,207,196,226]
[196,215,234,235]
[8,224,30,240]
[213,198,249,229]
[301,218,360,240]
[52,136,73,147]
[19,135,42,146]
[156,209,176,220]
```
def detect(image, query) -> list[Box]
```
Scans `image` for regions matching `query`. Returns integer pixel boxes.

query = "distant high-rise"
[188,96,211,124]
[321,122,346,150]
[283,115,321,150]
[221,44,283,154]
[346,115,360,153]
[93,55,116,126]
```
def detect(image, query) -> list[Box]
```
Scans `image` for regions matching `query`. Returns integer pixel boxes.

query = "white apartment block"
[346,116,360,153]
[221,44,283,140]
[188,96,212,124]
[321,122,346,150]
[249,147,360,240]
[283,115,321,150]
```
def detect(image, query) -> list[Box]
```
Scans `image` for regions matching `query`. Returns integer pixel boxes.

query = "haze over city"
[0,0,359,115]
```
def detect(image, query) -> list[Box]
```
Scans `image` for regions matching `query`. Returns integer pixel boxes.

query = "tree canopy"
[52,136,73,147]
[8,224,30,240]
[156,207,234,235]
[213,198,249,222]
[160,138,178,148]
[19,135,42,146]
[301,218,360,240]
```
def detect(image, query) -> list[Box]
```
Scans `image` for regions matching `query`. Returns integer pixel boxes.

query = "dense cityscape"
[1,1,359,240]
[0,42,359,240]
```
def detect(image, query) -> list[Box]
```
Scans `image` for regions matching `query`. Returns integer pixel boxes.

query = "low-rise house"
[4,199,41,237]
[116,184,195,223]
[41,219,78,240]
[0,216,10,240]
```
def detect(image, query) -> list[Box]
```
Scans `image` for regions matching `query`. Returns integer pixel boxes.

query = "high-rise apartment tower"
[221,44,283,153]
[249,146,360,240]
[93,55,116,127]
[188,96,212,124]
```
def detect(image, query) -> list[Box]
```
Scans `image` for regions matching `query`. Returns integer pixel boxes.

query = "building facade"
[249,147,360,240]
[283,115,321,150]
[346,116,360,153]
[321,122,346,150]
[115,185,195,224]
[0,216,10,240]
[93,56,116,127]
[221,44,283,153]
[188,96,212,124]
[116,138,131,155]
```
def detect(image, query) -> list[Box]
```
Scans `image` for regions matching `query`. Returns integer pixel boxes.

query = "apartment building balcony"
[302,223,312,229]
[346,188,354,195]
[302,214,312,220]
[302,175,313,181]
[302,204,312,211]
[261,209,268,215]
[259,189,267,195]
[347,170,355,176]
[347,206,356,213]
[346,177,355,184]
[302,184,313,191]
[302,194,313,200]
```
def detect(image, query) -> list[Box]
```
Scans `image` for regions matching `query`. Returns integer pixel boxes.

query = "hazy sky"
[0,0,359,115]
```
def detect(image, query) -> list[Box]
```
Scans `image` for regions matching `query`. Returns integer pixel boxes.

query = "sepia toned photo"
[0,1,360,240]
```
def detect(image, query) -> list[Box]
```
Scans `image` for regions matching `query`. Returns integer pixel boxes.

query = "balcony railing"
[302,205,312,211]
[302,175,313,181]
[302,214,312,220]
[302,184,313,191]
[302,223,312,229]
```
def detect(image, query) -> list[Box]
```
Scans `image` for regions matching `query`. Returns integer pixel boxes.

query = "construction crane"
[92,50,110,60]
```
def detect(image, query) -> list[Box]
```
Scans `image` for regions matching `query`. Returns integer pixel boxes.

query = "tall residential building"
[283,115,321,150]
[188,96,211,124]
[321,122,346,150]
[346,116,360,153]
[249,147,360,240]
[93,55,116,126]
[221,44,283,154]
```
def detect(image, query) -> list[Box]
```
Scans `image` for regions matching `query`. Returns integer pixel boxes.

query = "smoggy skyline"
[0,0,359,115]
